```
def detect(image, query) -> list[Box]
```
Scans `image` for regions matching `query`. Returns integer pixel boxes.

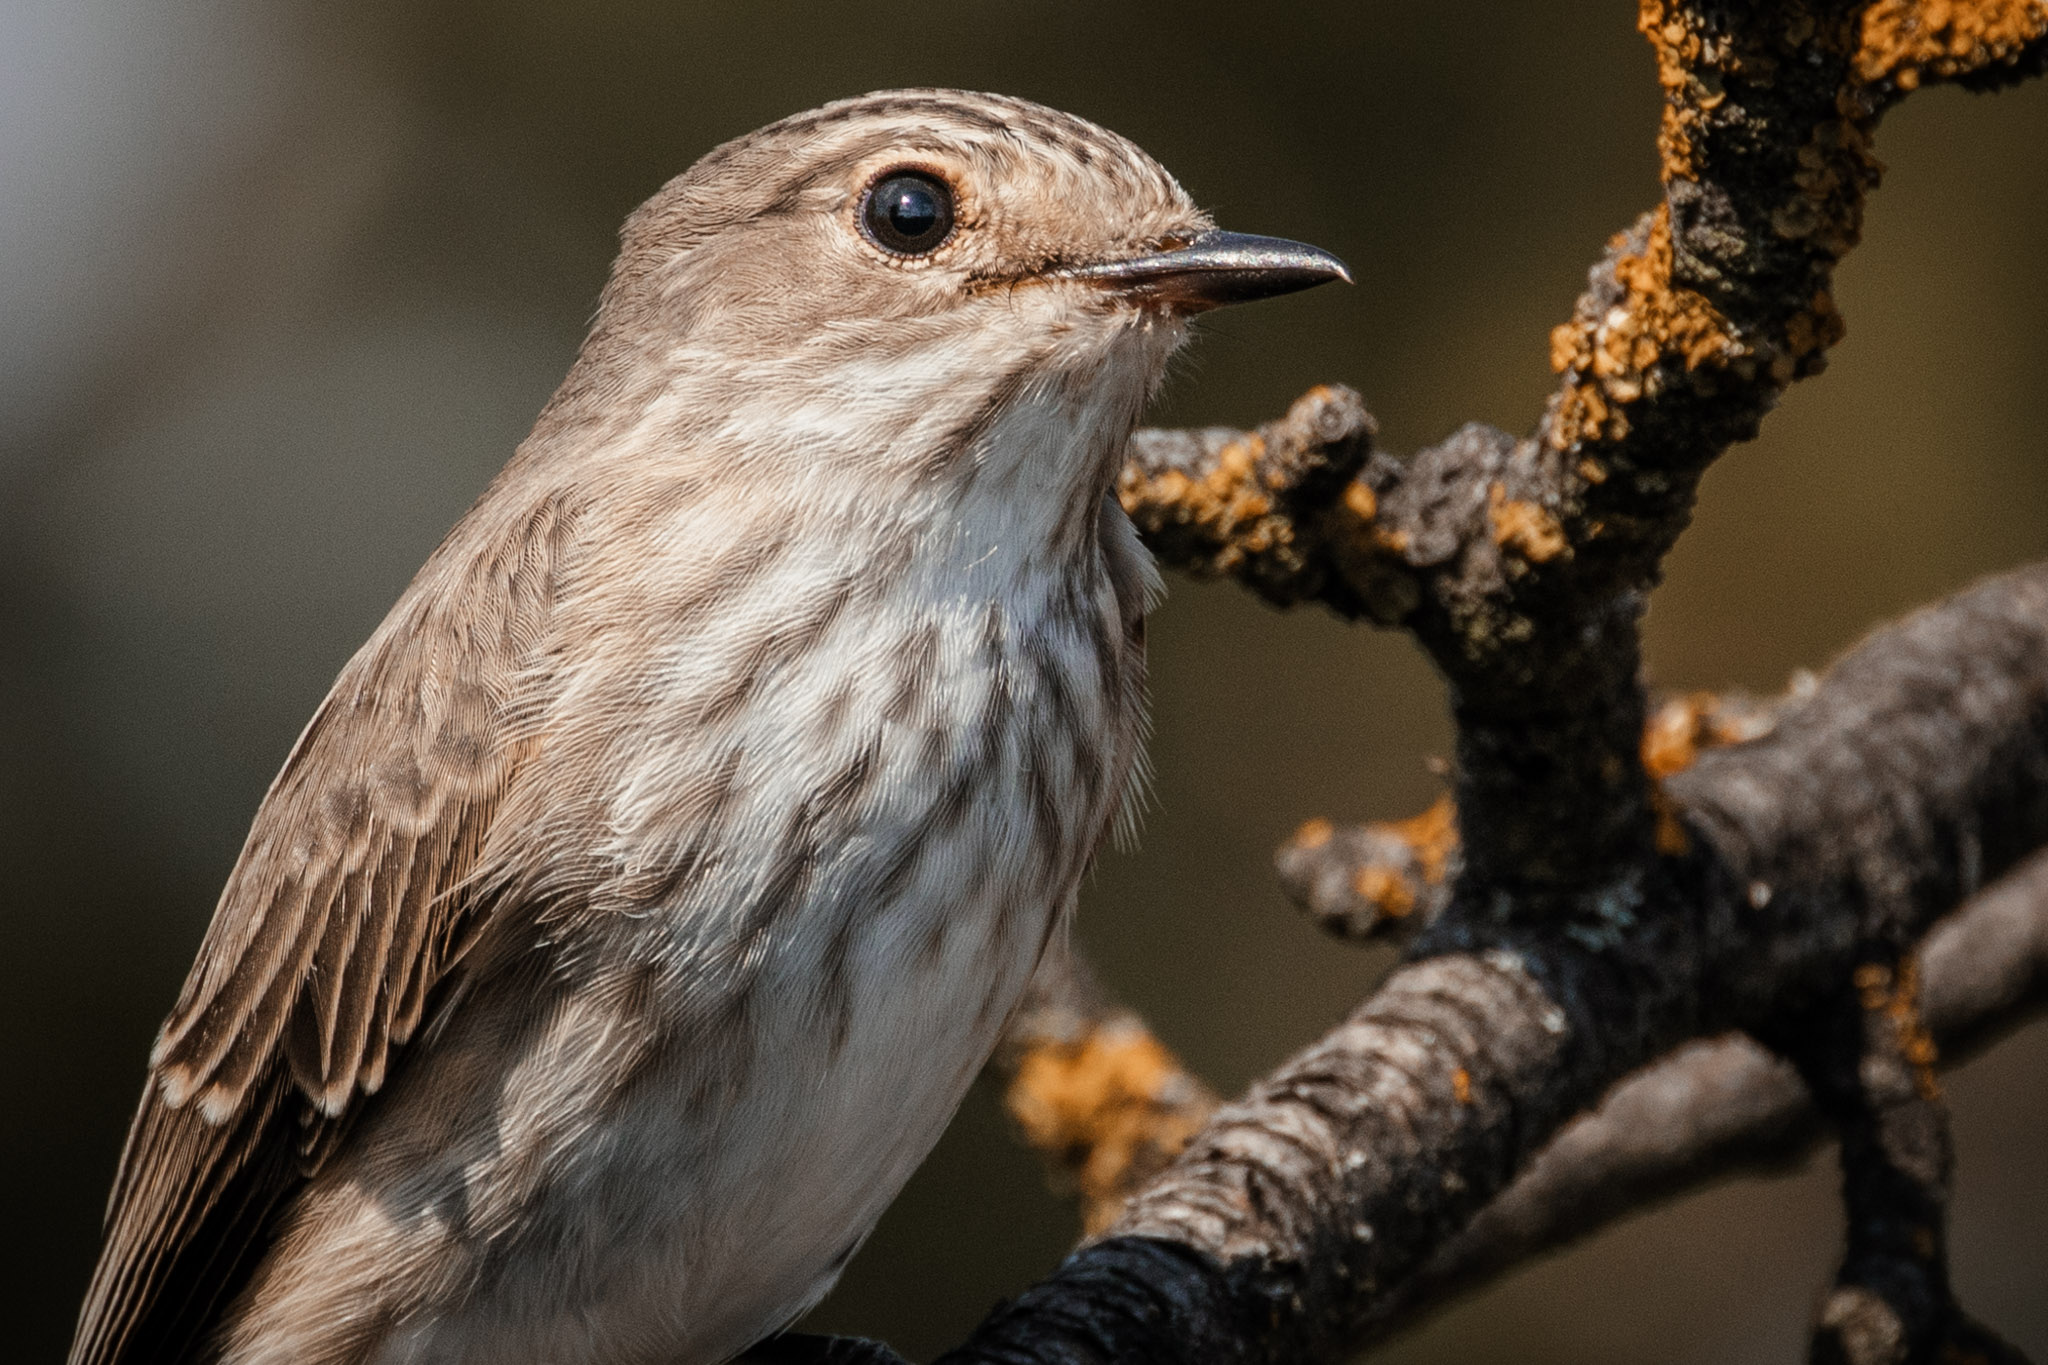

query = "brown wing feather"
[1097,493,1159,851]
[69,492,578,1365]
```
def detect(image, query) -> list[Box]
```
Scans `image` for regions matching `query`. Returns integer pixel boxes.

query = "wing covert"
[69,491,576,1365]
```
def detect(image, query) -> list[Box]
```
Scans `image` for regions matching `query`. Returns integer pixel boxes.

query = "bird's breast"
[235,497,1152,1365]
[449,538,1145,1361]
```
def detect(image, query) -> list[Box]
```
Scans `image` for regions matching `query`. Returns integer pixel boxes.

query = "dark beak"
[1067,229,1351,310]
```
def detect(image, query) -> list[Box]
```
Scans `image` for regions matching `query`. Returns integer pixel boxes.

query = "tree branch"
[991,699,2048,1347]
[1118,0,2048,900]
[909,3,2048,1360]
[1790,951,2024,1365]
[1384,846,2048,1346]
[981,830,2048,1356]
[1271,692,1776,942]
[942,562,2048,1364]
[995,947,1219,1238]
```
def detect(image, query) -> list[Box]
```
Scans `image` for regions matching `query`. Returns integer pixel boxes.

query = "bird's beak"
[1065,229,1351,311]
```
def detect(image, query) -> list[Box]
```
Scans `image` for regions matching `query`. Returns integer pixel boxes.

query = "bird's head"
[547,90,1346,532]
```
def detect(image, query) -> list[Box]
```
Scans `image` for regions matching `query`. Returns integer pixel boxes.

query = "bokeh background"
[4,2,2044,1359]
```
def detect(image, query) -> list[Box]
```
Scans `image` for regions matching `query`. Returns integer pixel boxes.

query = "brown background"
[2,2,2043,1359]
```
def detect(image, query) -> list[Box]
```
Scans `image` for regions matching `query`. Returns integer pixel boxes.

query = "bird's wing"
[70,494,575,1365]
[1097,492,1163,851]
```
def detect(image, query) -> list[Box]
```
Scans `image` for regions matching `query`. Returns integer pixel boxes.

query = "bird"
[69,88,1348,1365]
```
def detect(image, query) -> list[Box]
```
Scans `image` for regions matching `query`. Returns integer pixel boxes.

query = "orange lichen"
[1487,483,1569,564]
[1343,480,1379,523]
[1650,789,1693,856]
[1639,0,1710,182]
[1855,958,1943,1101]
[1005,1023,1215,1235]
[1642,693,1776,856]
[1287,795,1457,934]
[1121,385,1379,581]
[1544,0,2017,463]
[1549,321,1585,376]
[1294,816,1335,850]
[1117,434,1280,568]
[1337,479,1416,566]
[1547,3,1886,454]
[1389,795,1460,884]
[1643,692,1715,778]
[1613,209,1736,371]
[1451,1067,1474,1106]
[1547,207,1738,451]
[1352,864,1417,920]
[1643,692,1776,778]
[1856,0,2048,88]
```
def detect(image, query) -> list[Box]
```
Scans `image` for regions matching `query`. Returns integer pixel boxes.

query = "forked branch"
[923,3,2048,1362]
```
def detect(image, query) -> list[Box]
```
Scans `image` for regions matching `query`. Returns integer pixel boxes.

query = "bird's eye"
[860,171,956,256]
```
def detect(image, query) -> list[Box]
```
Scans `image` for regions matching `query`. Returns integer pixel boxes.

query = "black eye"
[861,171,956,256]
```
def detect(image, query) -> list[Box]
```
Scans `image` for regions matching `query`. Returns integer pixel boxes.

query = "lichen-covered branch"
[1123,1,2048,631]
[1353,843,2048,1349]
[1118,386,1380,613]
[900,4,2048,1363]
[1273,692,1774,941]
[1792,957,2031,1365]
[995,948,1218,1237]
[1274,796,1459,942]
[939,563,2048,1365]
[1119,0,2048,902]
[994,698,2046,1349]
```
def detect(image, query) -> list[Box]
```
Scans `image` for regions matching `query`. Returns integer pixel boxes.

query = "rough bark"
[775,3,2048,1362]
[944,566,2048,1365]
[1382,844,2048,1344]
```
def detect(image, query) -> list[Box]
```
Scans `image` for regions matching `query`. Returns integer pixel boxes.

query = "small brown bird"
[70,89,1346,1365]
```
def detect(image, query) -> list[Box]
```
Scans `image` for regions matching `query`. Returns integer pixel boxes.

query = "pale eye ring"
[860,170,956,256]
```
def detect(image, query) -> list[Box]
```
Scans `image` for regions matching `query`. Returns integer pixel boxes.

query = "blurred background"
[4,1,2044,1359]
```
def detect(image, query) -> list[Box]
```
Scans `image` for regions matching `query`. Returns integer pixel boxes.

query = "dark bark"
[942,568,2048,1364]
[1383,846,2048,1343]
[907,3,2048,1362]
